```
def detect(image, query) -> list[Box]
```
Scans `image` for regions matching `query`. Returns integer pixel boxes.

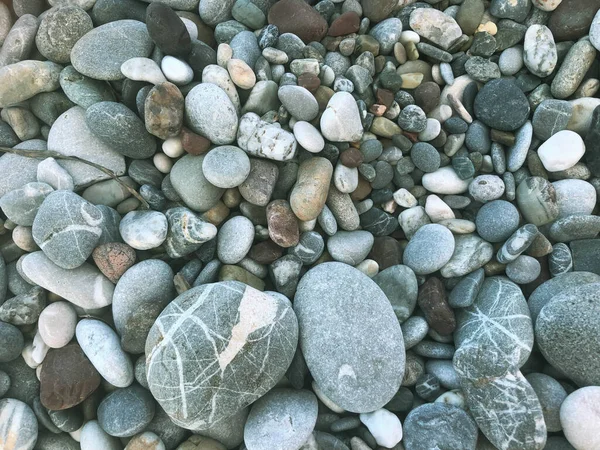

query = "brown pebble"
[290,157,333,221]
[328,11,361,37]
[339,148,364,168]
[414,82,441,114]
[417,276,456,335]
[376,88,395,109]
[525,232,553,257]
[490,128,516,146]
[350,176,372,201]
[297,72,321,93]
[92,242,136,284]
[268,0,328,43]
[266,199,299,248]
[181,127,211,155]
[144,81,184,139]
[248,240,284,264]
[201,201,230,226]
[40,344,101,411]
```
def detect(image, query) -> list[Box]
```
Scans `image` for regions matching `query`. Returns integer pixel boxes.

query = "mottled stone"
[409,8,462,50]
[145,82,185,140]
[440,234,494,278]
[186,83,238,145]
[0,398,38,450]
[417,277,456,335]
[516,177,559,226]
[474,78,530,132]
[403,224,455,275]
[119,210,168,250]
[92,242,137,283]
[266,200,299,248]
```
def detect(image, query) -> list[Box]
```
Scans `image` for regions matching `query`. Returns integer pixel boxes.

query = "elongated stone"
[0,60,62,108]
[290,157,333,222]
[516,177,559,226]
[551,39,596,99]
[523,25,557,78]
[497,224,539,264]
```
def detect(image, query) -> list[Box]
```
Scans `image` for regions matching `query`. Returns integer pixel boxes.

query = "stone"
[409,8,462,50]
[538,130,585,172]
[266,200,299,248]
[398,105,427,133]
[536,283,600,386]
[329,11,361,37]
[185,83,238,145]
[506,255,542,284]
[549,215,600,242]
[0,287,45,326]
[267,0,328,43]
[532,99,572,141]
[35,5,93,64]
[441,233,493,278]
[145,82,185,140]
[146,2,191,57]
[372,264,418,323]
[40,343,101,410]
[468,175,505,203]
[0,398,38,450]
[239,158,278,207]
[553,179,596,218]
[278,85,319,122]
[289,231,324,265]
[38,301,77,349]
[490,0,531,21]
[0,60,62,108]
[162,56,194,86]
[295,262,404,413]
[290,158,332,221]
[474,78,530,131]
[516,177,559,226]
[591,9,600,51]
[560,387,600,450]
[547,0,600,42]
[76,318,134,388]
[359,408,403,448]
[359,207,398,236]
[524,25,557,78]
[0,356,38,405]
[92,242,137,283]
[549,243,573,276]
[217,215,255,264]
[526,373,567,432]
[80,420,121,450]
[448,268,484,308]
[293,121,324,154]
[0,321,23,363]
[476,200,520,243]
[59,65,116,109]
[417,277,456,335]
[551,39,596,100]
[119,210,168,250]
[403,224,455,275]
[202,146,250,189]
[237,113,297,161]
[411,143,440,173]
[402,403,478,450]
[0,182,53,227]
[230,31,261,68]
[422,167,471,195]
[98,385,156,437]
[0,14,38,68]
[113,260,174,354]
[320,92,363,143]
[125,432,166,450]
[243,389,317,450]
[48,106,126,189]
[71,20,153,80]
[165,208,217,259]
[146,282,297,430]
[36,158,74,191]
[326,231,373,266]
[85,101,157,159]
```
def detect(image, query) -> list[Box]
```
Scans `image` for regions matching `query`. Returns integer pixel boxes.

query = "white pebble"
[333,163,359,194]
[293,121,325,153]
[31,330,49,365]
[217,43,233,67]
[312,381,345,413]
[70,426,83,442]
[121,57,166,85]
[435,390,466,409]
[422,167,471,194]
[560,386,600,450]
[299,218,317,232]
[161,56,194,86]
[39,301,78,348]
[400,30,420,45]
[425,194,455,222]
[22,342,37,368]
[393,188,417,208]
[180,17,198,40]
[162,136,185,158]
[418,118,441,141]
[153,152,173,173]
[80,420,121,450]
[538,130,585,172]
[359,408,403,448]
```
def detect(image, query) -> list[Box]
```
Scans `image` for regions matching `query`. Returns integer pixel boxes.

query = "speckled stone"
[403,224,455,275]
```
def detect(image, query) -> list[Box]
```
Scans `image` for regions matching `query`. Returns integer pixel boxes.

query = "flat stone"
[71,20,153,80]
[98,385,155,437]
[146,2,191,57]
[403,224,455,275]
[170,154,225,212]
[59,65,116,109]
[422,167,471,195]
[409,8,462,50]
[40,343,101,410]
[474,78,530,131]
[327,230,373,266]
[295,262,404,413]
[532,99,572,141]
[506,255,542,284]
[146,282,297,430]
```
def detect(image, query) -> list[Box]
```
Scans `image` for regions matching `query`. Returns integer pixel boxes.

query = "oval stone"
[294,262,405,413]
[0,398,38,450]
[145,282,298,431]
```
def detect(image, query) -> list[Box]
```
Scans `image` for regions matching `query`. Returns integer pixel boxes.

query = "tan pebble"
[477,21,497,35]
[125,432,166,450]
[217,43,233,68]
[201,201,230,226]
[266,199,299,248]
[222,188,242,209]
[153,152,173,173]
[227,58,256,90]
[13,226,39,252]
[290,157,333,221]
[394,42,407,64]
[400,73,424,89]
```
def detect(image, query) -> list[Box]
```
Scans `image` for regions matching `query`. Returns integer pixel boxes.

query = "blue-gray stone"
[475,200,520,243]
[97,384,156,437]
[448,268,484,308]
[373,264,419,323]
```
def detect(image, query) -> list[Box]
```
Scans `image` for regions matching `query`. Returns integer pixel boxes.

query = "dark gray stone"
[289,231,324,265]
[164,207,217,259]
[359,207,398,237]
[571,239,600,275]
[448,268,484,308]
[525,373,567,432]
[397,105,427,133]
[0,321,24,363]
[97,384,156,437]
[532,99,572,141]
[474,78,530,131]
[411,142,440,173]
[465,120,491,154]
[0,286,45,326]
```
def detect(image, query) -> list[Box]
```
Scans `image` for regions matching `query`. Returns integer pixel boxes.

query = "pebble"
[238,112,297,161]
[474,78,530,131]
[524,25,557,78]
[98,384,155,437]
[538,130,585,172]
[409,8,462,50]
[403,224,455,275]
[422,167,472,195]
[560,387,600,450]
[144,82,185,140]
[327,231,374,266]
[278,85,319,122]
[121,57,166,85]
[551,39,596,100]
[468,175,505,203]
[267,0,328,43]
[119,210,168,250]
[411,143,440,173]
[476,200,520,243]
[217,215,255,264]
[170,154,225,212]
[359,409,402,448]
[441,233,494,278]
[294,121,325,153]
[526,373,568,433]
[161,56,194,86]
[320,92,364,142]
[516,177,559,226]
[373,264,419,323]
[0,398,38,450]
[80,420,121,450]
[146,2,191,57]
[506,255,542,284]
[532,99,572,141]
[202,146,251,188]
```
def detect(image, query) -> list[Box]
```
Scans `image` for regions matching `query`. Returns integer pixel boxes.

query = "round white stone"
[538,130,585,172]
[80,420,121,450]
[359,408,403,448]
[293,121,324,153]
[153,152,173,174]
[333,163,358,194]
[560,386,600,450]
[425,194,455,222]
[161,56,194,86]
[417,118,441,142]
[422,166,472,194]
[393,188,417,208]
[39,301,78,348]
[162,136,185,158]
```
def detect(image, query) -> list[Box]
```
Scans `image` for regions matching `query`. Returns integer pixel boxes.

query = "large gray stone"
[112,260,175,354]
[32,190,103,269]
[70,20,153,80]
[145,282,298,431]
[294,262,405,413]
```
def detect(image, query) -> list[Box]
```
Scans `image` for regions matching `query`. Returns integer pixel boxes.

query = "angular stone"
[0,60,62,108]
[164,207,217,258]
[237,112,297,161]
[145,82,185,140]
[409,8,462,50]
[92,242,136,284]
[440,234,493,278]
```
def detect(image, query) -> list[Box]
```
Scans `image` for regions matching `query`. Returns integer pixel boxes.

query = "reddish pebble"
[181,127,211,155]
[328,11,361,37]
[92,242,137,283]
[266,199,300,248]
[248,240,284,264]
[376,89,395,109]
[268,0,329,43]
[298,73,321,93]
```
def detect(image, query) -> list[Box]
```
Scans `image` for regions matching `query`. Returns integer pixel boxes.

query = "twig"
[0,146,149,209]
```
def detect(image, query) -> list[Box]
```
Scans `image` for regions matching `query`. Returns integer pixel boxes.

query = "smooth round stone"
[320,92,364,143]
[146,282,297,430]
[295,263,404,413]
[0,182,53,227]
[411,143,440,173]
[327,231,374,266]
[71,20,153,80]
[0,61,62,108]
[119,210,168,250]
[516,177,559,226]
[278,85,319,122]
[98,385,155,437]
[76,318,134,388]
[124,432,166,450]
[289,231,324,265]
[59,65,116,109]
[113,260,174,354]
[468,175,505,202]
[401,316,429,350]
[536,283,600,386]
[538,130,585,172]
[85,101,156,159]
[161,56,194,86]
[474,78,530,131]
[506,255,541,284]
[185,83,239,145]
[560,387,600,450]
[217,215,254,264]
[476,200,520,243]
[397,105,427,133]
[499,46,524,76]
[31,190,103,270]
[549,242,573,276]
[523,25,557,78]
[244,389,317,450]
[526,373,567,432]
[422,167,471,195]
[456,277,534,368]
[0,398,38,450]
[202,146,251,188]
[403,224,455,275]
[373,264,419,323]
[403,403,477,450]
[293,121,324,153]
[146,2,191,57]
[171,154,225,212]
[36,5,94,64]
[553,179,596,218]
[0,321,24,363]
[80,420,121,450]
[38,301,77,348]
[532,99,572,141]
